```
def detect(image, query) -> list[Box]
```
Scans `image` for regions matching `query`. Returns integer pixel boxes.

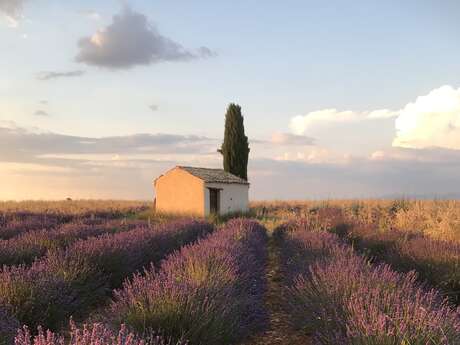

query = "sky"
[1,0,460,200]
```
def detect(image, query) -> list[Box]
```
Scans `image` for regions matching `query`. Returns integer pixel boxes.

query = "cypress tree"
[218,103,250,180]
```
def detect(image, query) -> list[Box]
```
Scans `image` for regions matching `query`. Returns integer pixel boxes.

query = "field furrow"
[241,232,311,345]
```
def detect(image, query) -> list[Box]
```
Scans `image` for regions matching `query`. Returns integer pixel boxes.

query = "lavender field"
[1,201,460,344]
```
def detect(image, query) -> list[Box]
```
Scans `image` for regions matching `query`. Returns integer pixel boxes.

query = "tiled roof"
[179,166,249,185]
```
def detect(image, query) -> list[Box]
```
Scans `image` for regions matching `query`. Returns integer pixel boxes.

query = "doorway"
[209,188,221,214]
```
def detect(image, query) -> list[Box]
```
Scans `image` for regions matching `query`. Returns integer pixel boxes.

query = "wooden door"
[209,188,220,214]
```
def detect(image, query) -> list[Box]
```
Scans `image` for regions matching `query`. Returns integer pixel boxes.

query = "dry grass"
[251,199,460,241]
[0,200,151,215]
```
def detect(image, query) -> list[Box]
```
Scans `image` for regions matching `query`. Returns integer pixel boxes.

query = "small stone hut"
[154,166,249,216]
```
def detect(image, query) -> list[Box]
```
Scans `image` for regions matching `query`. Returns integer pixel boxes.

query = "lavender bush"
[1,306,19,345]
[0,207,144,241]
[14,321,186,345]
[0,261,76,331]
[344,223,460,304]
[0,220,212,331]
[0,220,141,267]
[392,237,460,303]
[0,217,61,240]
[48,220,213,293]
[110,219,267,345]
[305,208,460,305]
[280,226,460,344]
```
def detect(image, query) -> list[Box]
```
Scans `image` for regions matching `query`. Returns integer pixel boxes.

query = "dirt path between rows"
[241,234,311,345]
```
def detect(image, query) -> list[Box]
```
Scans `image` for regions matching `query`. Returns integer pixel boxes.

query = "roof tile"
[179,166,249,185]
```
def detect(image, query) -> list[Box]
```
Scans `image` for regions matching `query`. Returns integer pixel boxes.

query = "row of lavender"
[0,220,147,266]
[277,222,460,344]
[0,220,213,344]
[0,207,145,240]
[0,215,67,240]
[304,207,460,305]
[339,222,460,305]
[10,219,268,345]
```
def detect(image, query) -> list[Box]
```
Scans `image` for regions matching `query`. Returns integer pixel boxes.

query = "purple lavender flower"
[14,321,186,345]
[0,306,19,345]
[281,225,460,344]
[0,220,212,332]
[344,221,460,304]
[0,220,143,267]
[110,219,267,345]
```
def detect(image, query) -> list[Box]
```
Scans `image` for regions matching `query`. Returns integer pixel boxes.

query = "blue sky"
[1,0,460,200]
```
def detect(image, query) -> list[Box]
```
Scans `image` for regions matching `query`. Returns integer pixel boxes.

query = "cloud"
[149,104,159,112]
[274,147,352,164]
[367,109,399,119]
[36,70,86,81]
[270,132,315,146]
[76,7,214,69]
[250,133,317,162]
[33,110,50,117]
[393,85,460,150]
[0,120,17,129]
[197,46,217,58]
[0,123,221,200]
[0,0,27,27]
[370,147,460,163]
[39,100,48,105]
[0,124,217,164]
[80,10,101,20]
[2,123,460,200]
[290,108,397,135]
[4,15,18,27]
[249,152,460,200]
[290,86,460,151]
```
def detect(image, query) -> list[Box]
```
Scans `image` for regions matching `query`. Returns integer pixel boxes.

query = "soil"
[240,234,311,345]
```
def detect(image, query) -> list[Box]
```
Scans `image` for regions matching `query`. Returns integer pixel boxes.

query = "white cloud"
[0,120,18,129]
[289,85,460,151]
[270,132,315,146]
[393,85,460,150]
[274,147,351,164]
[367,109,399,119]
[80,10,101,21]
[76,7,215,69]
[289,108,397,135]
[0,0,27,27]
[4,14,18,27]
